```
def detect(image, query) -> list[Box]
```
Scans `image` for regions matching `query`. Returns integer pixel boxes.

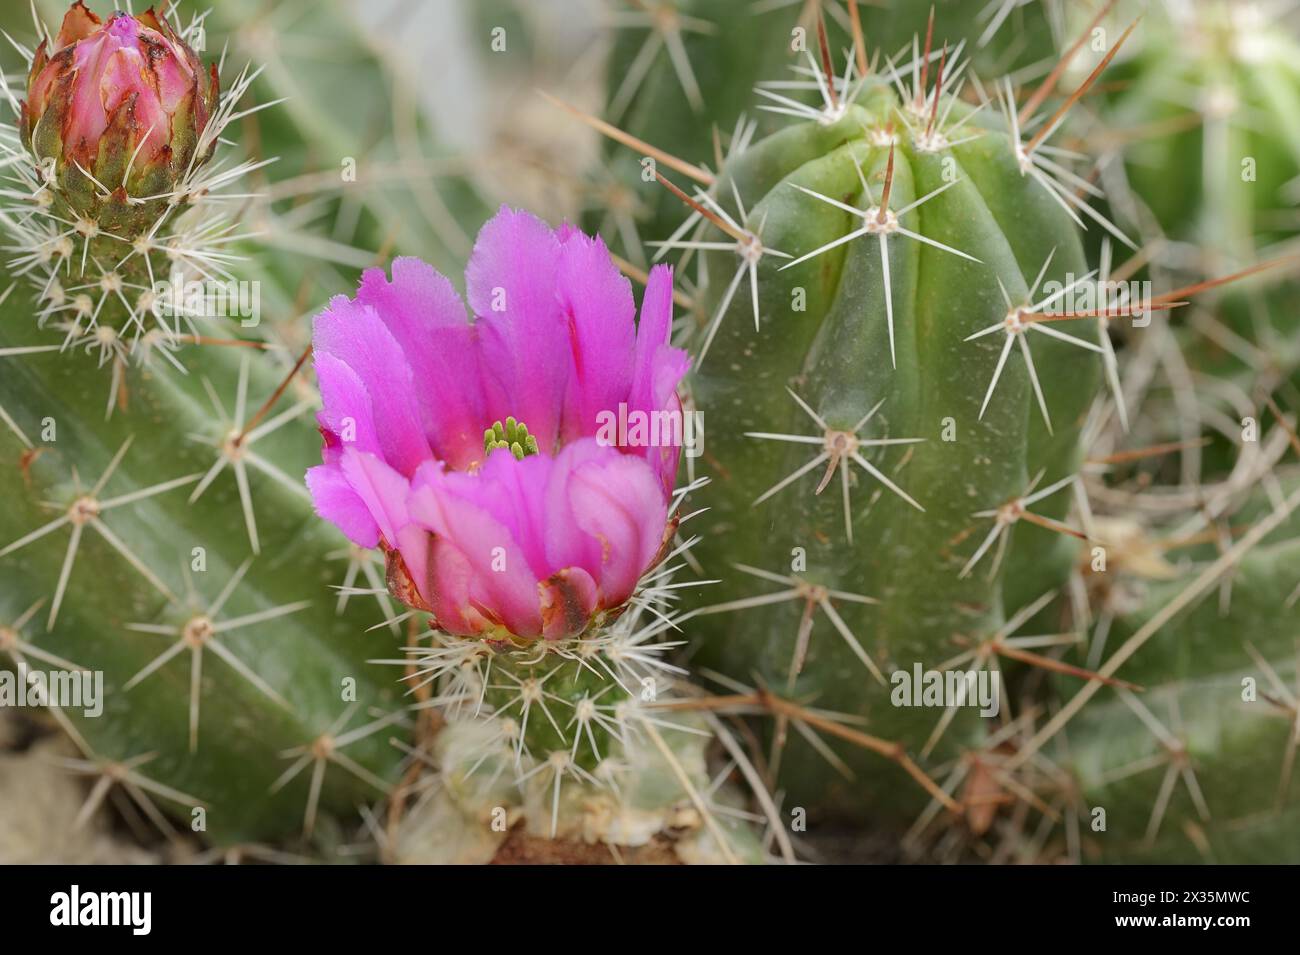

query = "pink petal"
[465,205,569,451]
[629,264,690,491]
[561,439,668,605]
[65,36,111,153]
[420,533,478,635]
[556,231,636,444]
[314,351,381,458]
[339,449,412,546]
[630,264,688,414]
[542,439,611,574]
[470,449,554,576]
[146,38,195,112]
[313,294,432,476]
[356,257,490,468]
[306,463,379,548]
[408,463,545,637]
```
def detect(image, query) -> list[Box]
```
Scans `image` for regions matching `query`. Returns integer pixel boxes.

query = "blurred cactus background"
[1,0,1298,866]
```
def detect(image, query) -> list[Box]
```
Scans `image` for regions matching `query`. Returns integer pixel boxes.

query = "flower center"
[483,416,539,461]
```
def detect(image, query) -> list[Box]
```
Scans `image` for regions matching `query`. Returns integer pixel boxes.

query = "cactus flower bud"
[21,1,219,232]
[307,206,691,643]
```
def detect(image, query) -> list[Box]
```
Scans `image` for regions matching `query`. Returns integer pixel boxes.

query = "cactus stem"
[328,543,402,633]
[70,161,112,201]
[921,589,1068,755]
[756,44,862,127]
[995,69,1139,249]
[1241,640,1300,810]
[967,257,1105,429]
[747,390,925,530]
[959,472,1082,579]
[783,153,979,366]
[892,28,967,130]
[1102,688,1212,845]
[783,164,976,262]
[761,687,954,809]
[637,714,743,862]
[651,174,788,354]
[1011,482,1300,778]
[689,561,884,684]
[187,354,315,553]
[122,558,307,751]
[236,343,313,444]
[0,437,199,627]
[54,747,206,838]
[272,704,403,838]
[0,597,82,671]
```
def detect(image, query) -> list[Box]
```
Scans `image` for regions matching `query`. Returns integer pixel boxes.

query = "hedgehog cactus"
[595,0,1061,263]
[4,0,1300,867]
[0,2,415,847]
[1098,0,1300,395]
[0,2,759,863]
[585,1,1300,862]
[678,34,1108,820]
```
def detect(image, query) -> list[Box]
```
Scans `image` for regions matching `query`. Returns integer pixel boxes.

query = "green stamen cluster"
[484,416,539,460]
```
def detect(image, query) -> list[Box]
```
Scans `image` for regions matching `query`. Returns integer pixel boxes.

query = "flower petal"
[408,462,545,637]
[541,567,599,639]
[466,205,569,451]
[562,441,668,605]
[556,231,636,444]
[306,463,379,548]
[314,351,380,458]
[356,257,489,468]
[630,264,690,491]
[313,293,431,476]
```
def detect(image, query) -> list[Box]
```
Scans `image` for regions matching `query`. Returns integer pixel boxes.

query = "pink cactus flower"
[308,206,691,641]
[22,2,218,221]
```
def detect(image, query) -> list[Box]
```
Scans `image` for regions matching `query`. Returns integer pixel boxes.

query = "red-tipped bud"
[21,2,219,232]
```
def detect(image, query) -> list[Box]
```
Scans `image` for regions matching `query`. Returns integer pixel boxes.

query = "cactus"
[593,0,1062,260]
[0,1,418,848]
[4,0,1299,867]
[668,21,1118,822]
[0,2,765,863]
[1026,487,1300,864]
[574,0,1300,864]
[1099,1,1300,263]
[1068,1,1300,398]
